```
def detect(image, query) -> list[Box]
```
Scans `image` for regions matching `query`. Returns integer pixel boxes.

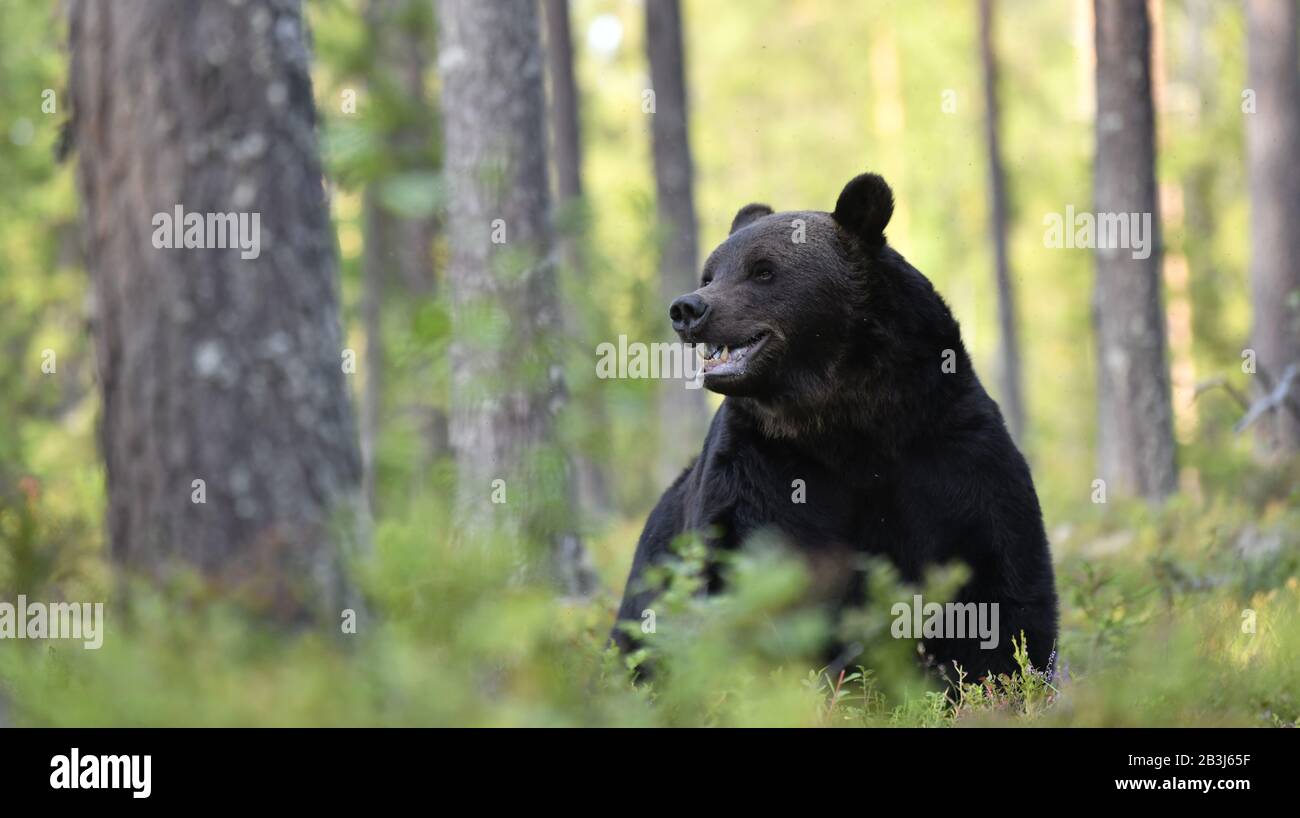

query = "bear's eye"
[753,266,774,282]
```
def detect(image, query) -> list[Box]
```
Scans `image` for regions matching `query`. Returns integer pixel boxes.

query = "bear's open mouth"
[698,332,768,378]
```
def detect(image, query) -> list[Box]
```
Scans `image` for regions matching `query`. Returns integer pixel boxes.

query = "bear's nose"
[669,293,711,335]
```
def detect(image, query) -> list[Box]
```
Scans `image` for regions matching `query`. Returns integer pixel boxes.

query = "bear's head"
[669,172,963,439]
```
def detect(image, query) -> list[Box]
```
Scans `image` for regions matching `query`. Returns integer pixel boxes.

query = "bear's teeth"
[721,346,730,362]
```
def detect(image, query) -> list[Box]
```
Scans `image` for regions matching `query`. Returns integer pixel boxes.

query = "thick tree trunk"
[1245,0,1300,454]
[437,0,594,596]
[978,0,1026,445]
[1092,0,1178,502]
[68,0,364,621]
[646,0,710,485]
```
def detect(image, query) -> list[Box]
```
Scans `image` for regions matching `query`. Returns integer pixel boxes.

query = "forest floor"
[1,459,1297,727]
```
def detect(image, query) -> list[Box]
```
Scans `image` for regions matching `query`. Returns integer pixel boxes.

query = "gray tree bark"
[1245,0,1300,454]
[1092,0,1178,502]
[68,0,364,622]
[978,0,1025,445]
[437,0,594,596]
[646,0,710,485]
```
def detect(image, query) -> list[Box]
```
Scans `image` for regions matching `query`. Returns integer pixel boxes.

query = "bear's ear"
[832,173,893,248]
[729,203,773,235]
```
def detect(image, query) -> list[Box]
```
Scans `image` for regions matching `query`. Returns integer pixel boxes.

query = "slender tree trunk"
[1092,0,1178,501]
[68,0,364,622]
[438,0,594,596]
[978,0,1025,445]
[361,192,387,513]
[1245,0,1300,454]
[544,0,583,204]
[543,0,614,516]
[646,0,709,485]
[360,0,445,512]
[384,1,439,299]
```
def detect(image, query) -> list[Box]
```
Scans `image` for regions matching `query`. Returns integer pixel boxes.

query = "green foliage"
[4,472,1297,727]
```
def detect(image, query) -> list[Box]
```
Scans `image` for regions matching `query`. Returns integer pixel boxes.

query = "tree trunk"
[1245,0,1300,454]
[646,0,710,485]
[1092,0,1178,502]
[542,0,614,516]
[361,191,387,514]
[544,0,583,204]
[437,0,594,596]
[360,0,445,513]
[68,0,364,622]
[380,0,439,299]
[978,0,1026,445]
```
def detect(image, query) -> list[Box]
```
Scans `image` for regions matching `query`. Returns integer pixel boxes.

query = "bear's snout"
[669,292,711,338]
